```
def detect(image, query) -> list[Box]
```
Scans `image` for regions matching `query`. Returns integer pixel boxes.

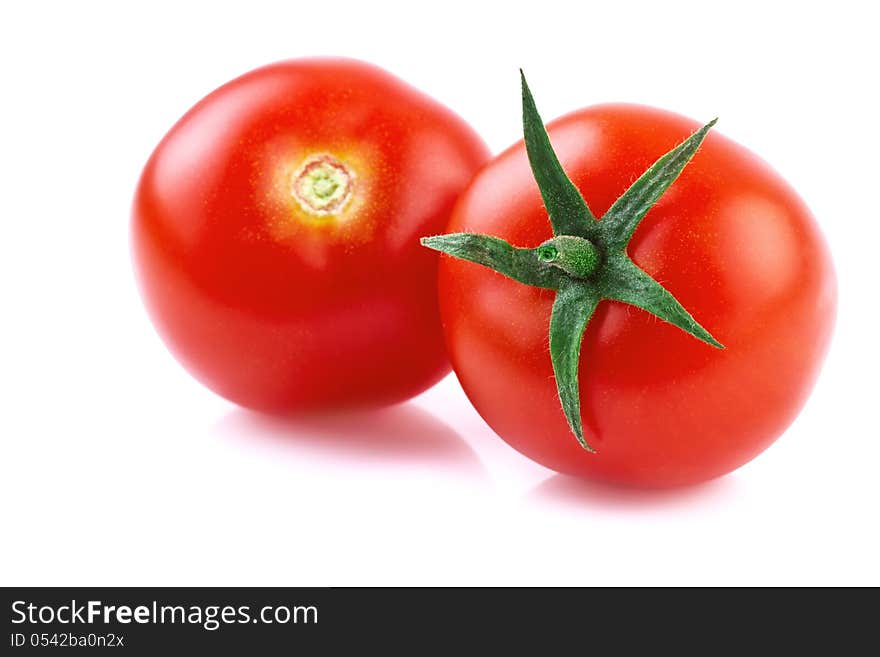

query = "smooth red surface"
[440,104,836,487]
[132,59,489,411]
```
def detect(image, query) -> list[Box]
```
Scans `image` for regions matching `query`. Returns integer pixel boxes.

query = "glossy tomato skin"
[440,104,836,487]
[133,59,489,411]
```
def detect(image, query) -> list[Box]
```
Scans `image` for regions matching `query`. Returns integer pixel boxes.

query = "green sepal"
[421,233,566,289]
[521,71,597,239]
[549,282,600,451]
[594,255,724,349]
[599,118,717,250]
[422,72,724,451]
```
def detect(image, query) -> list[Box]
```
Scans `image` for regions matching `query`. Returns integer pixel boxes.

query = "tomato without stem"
[133,59,489,411]
[438,103,836,487]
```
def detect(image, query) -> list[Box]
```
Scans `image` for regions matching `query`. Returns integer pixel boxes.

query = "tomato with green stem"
[133,58,490,411]
[424,73,836,487]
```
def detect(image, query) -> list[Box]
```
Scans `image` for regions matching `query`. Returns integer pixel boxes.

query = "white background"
[1,0,878,586]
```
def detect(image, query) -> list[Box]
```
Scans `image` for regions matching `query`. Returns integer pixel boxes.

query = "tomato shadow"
[213,402,486,478]
[528,472,742,511]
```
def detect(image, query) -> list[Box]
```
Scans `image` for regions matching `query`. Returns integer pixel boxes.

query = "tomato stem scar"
[291,154,354,216]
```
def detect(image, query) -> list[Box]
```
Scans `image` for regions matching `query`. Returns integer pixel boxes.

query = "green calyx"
[421,71,724,452]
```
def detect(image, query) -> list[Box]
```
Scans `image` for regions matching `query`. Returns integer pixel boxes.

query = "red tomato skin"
[440,104,836,487]
[132,58,490,411]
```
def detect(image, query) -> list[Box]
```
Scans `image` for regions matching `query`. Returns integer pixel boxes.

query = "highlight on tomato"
[424,72,836,487]
[132,58,490,411]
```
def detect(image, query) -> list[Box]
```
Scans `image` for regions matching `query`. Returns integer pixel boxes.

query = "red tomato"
[439,104,836,487]
[132,59,489,411]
